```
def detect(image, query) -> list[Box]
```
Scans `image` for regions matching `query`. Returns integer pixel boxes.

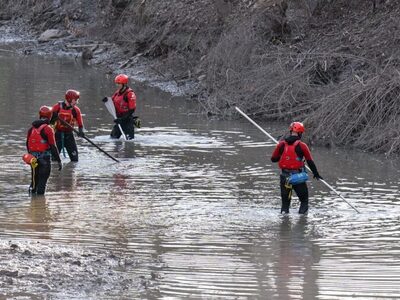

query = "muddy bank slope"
[1,0,400,155]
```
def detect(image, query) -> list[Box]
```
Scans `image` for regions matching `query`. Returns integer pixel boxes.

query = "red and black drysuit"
[26,119,61,195]
[110,86,137,140]
[51,101,84,162]
[271,135,322,214]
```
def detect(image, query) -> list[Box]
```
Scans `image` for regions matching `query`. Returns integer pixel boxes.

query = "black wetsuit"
[27,119,61,195]
[271,135,321,214]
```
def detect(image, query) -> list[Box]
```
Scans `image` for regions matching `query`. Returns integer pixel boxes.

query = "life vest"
[55,102,77,131]
[278,140,305,170]
[27,124,50,152]
[112,88,133,116]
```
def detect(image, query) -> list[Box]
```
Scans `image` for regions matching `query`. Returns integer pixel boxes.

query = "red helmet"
[65,89,80,102]
[114,74,129,84]
[289,122,305,133]
[39,106,53,119]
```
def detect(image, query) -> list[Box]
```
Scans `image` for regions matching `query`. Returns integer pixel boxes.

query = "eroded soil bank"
[1,0,399,151]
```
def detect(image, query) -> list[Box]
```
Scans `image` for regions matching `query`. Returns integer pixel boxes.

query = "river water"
[0,52,400,299]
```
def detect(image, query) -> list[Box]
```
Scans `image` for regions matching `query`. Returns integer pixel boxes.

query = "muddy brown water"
[0,53,400,299]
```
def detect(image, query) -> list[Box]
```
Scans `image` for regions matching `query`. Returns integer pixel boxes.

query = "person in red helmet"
[26,106,62,195]
[51,89,85,162]
[271,122,323,214]
[102,74,139,140]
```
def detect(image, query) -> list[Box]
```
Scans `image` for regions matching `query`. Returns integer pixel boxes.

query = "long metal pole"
[57,118,120,163]
[235,106,360,213]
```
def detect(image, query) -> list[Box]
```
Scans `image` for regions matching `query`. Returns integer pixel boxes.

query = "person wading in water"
[270,122,323,214]
[51,89,85,162]
[25,106,62,195]
[102,74,140,140]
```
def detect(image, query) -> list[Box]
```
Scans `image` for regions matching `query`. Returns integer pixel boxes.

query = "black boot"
[299,202,308,214]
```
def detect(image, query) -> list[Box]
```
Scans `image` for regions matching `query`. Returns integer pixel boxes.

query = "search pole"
[235,106,360,213]
[57,118,120,163]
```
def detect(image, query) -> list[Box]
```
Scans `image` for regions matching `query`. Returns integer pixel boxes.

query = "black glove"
[102,97,108,103]
[114,118,122,124]
[78,128,85,138]
[58,161,63,171]
[134,117,141,128]
[313,173,323,180]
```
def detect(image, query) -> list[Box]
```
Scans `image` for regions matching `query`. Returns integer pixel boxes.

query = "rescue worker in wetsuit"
[102,74,139,140]
[51,89,85,162]
[26,106,62,195]
[271,122,323,214]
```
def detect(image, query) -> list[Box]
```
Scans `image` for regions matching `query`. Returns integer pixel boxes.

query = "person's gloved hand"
[114,118,122,124]
[78,128,85,138]
[313,173,323,180]
[134,117,141,128]
[58,161,63,171]
[102,97,108,103]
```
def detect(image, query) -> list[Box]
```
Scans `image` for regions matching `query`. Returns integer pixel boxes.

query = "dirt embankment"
[1,0,400,155]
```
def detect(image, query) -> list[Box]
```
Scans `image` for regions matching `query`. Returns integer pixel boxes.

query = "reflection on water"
[0,52,400,298]
[26,196,54,239]
[273,216,320,300]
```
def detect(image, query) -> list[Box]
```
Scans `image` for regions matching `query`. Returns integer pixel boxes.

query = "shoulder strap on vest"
[278,141,286,155]
[294,140,304,158]
[58,101,77,118]
[38,124,49,141]
[280,140,301,155]
[51,102,62,115]
[28,124,48,141]
[123,88,132,102]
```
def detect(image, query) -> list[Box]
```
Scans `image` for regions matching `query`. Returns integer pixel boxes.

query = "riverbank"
[0,19,195,97]
[0,239,156,298]
[1,10,400,298]
[1,0,400,155]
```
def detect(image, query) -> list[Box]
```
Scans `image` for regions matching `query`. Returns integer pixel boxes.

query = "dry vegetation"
[1,0,400,155]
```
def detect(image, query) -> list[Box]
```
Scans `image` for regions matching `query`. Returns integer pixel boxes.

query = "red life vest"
[278,140,305,170]
[112,88,133,116]
[27,124,50,152]
[55,102,76,131]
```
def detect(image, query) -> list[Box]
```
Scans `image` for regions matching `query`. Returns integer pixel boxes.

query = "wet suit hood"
[32,119,49,128]
[284,135,301,145]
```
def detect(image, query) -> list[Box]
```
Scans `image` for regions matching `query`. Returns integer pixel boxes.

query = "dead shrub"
[3,0,400,155]
[306,65,400,155]
[1,0,54,19]
[198,0,400,155]
[199,3,297,117]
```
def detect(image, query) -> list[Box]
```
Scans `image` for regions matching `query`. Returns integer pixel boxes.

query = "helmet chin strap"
[65,100,75,108]
[40,117,48,121]
[290,131,301,136]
